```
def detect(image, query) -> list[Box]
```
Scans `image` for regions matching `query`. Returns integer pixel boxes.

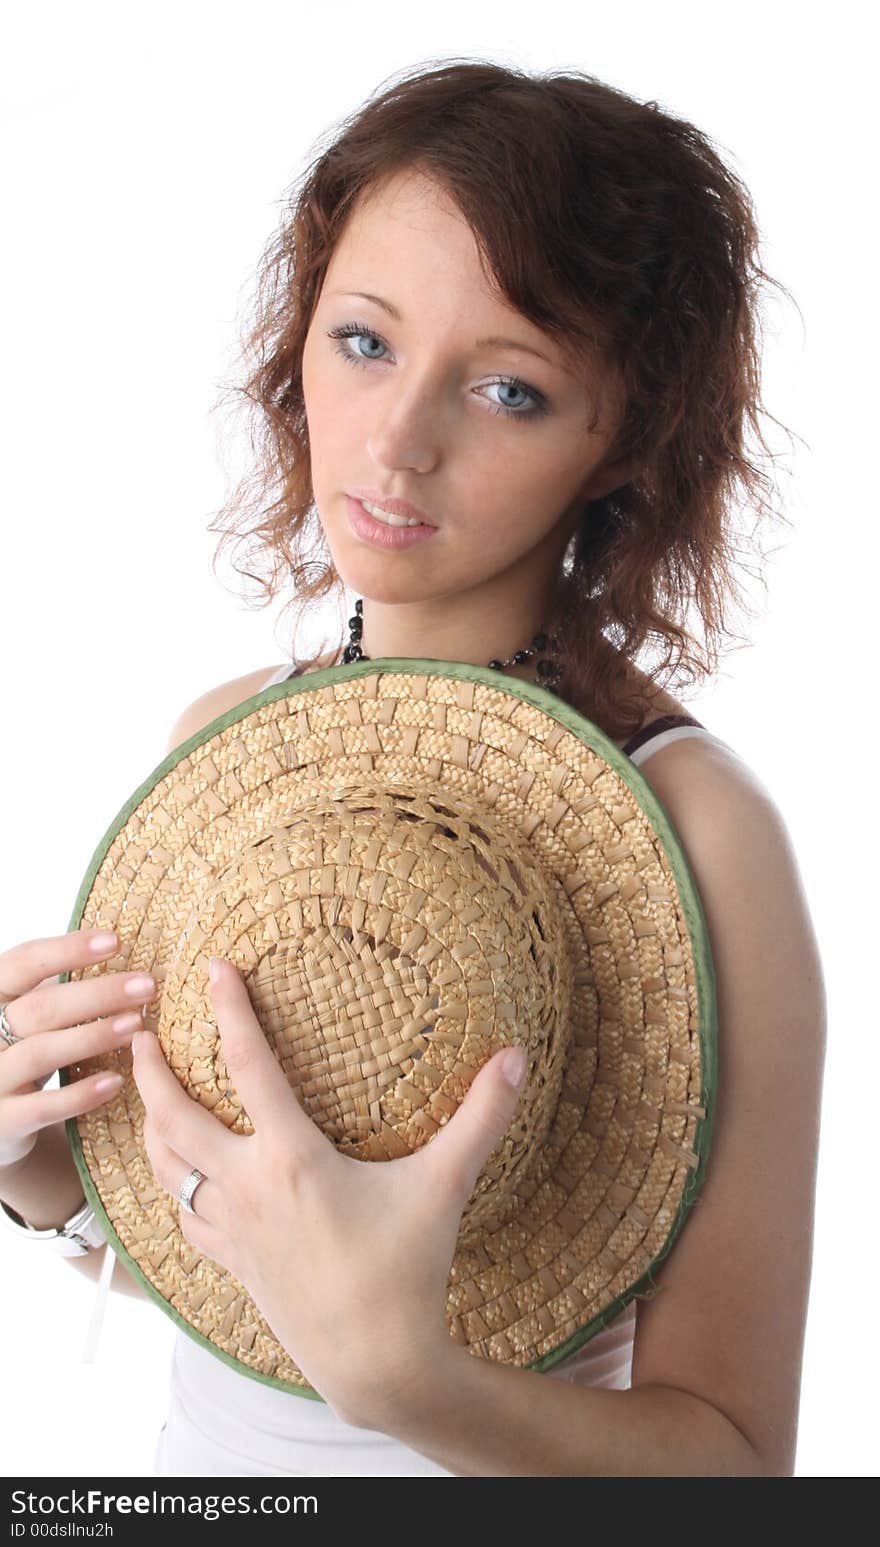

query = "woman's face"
[301,167,625,610]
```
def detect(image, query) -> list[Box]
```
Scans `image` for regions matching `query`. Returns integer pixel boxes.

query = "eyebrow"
[328,289,561,369]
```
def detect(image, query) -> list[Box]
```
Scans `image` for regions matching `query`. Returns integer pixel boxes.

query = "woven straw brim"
[63,660,716,1400]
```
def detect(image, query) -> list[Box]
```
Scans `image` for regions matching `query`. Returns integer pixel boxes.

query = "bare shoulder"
[164,663,288,754]
[606,662,708,756]
[628,733,827,1475]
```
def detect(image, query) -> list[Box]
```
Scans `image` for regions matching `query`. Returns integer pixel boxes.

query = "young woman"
[0,60,825,1477]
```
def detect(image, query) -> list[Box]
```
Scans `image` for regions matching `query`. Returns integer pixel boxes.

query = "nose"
[365,380,441,475]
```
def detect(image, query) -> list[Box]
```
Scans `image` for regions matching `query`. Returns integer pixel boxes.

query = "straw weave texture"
[67,667,708,1394]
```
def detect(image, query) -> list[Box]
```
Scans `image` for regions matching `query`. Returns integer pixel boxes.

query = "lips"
[345,494,439,550]
[347,488,437,527]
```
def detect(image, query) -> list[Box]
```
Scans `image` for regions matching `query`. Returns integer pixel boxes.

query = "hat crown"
[164,784,575,1244]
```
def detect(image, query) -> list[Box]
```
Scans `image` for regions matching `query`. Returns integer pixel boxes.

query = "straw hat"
[62,658,717,1400]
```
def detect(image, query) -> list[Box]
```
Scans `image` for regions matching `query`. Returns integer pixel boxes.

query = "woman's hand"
[130,955,527,1428]
[0,929,157,1172]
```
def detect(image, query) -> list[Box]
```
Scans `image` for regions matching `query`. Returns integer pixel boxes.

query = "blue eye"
[329,324,389,365]
[326,323,549,421]
[484,380,534,415]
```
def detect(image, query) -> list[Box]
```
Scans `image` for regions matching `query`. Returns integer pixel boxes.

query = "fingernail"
[501,1049,527,1089]
[111,1012,142,1035]
[131,1031,143,1057]
[125,974,155,998]
[95,1073,123,1094]
[89,931,118,953]
[209,956,222,984]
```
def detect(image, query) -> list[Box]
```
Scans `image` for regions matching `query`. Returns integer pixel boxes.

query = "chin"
[328,545,447,607]
[340,573,440,607]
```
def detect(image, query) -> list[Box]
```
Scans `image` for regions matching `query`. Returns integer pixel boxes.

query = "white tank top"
[84,660,723,1475]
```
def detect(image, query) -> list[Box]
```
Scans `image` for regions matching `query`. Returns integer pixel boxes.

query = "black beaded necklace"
[340,598,563,688]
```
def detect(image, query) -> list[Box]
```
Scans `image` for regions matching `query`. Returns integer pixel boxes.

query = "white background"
[1,0,875,1479]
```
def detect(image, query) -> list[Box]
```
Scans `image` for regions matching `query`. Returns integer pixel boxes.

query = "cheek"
[302,338,340,447]
[469,438,578,519]
[489,444,595,540]
[301,362,328,453]
[461,486,571,556]
[304,388,353,500]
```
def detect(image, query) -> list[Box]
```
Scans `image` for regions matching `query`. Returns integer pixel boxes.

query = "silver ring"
[0,1003,21,1049]
[178,1167,207,1216]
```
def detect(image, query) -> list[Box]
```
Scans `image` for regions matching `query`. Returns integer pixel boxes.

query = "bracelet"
[0,1193,108,1256]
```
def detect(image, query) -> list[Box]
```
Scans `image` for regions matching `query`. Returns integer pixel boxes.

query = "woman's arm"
[347,740,827,1476]
[0,1121,154,1301]
[355,1342,765,1476]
